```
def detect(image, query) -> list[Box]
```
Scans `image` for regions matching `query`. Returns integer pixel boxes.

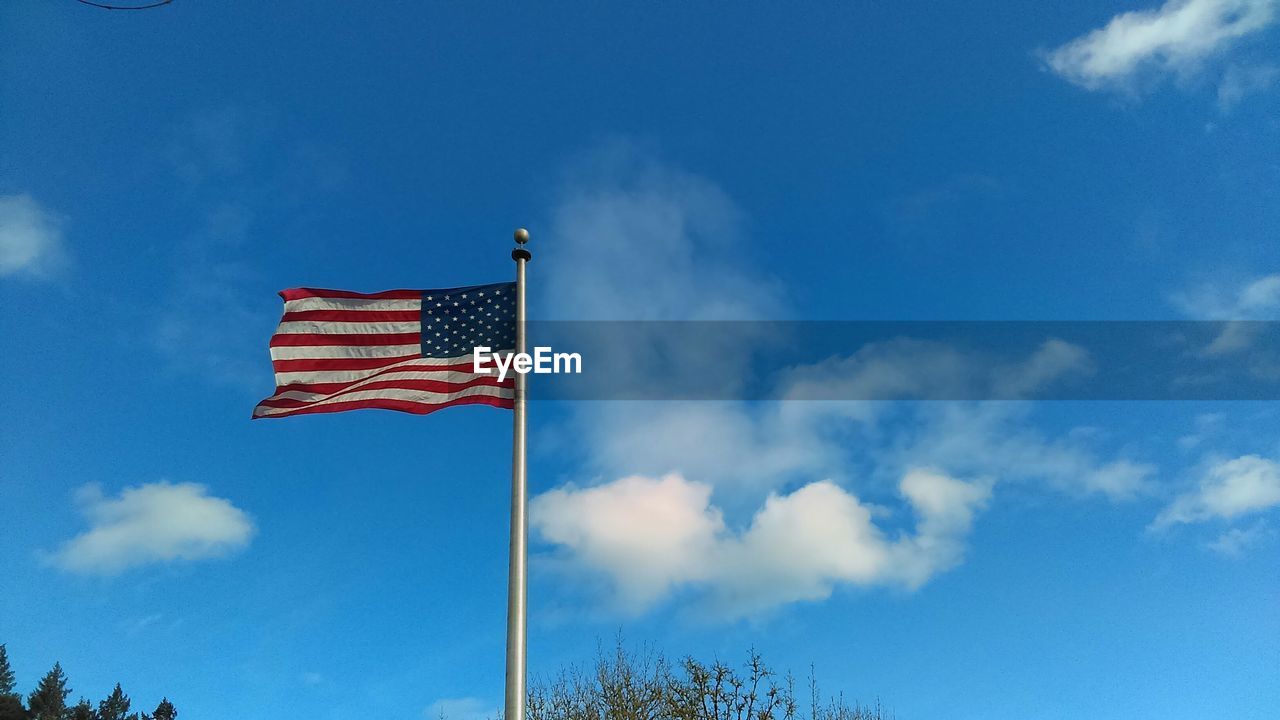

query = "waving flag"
[253,283,516,418]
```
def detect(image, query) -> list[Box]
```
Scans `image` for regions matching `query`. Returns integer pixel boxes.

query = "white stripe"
[283,297,422,313]
[253,385,513,417]
[270,344,421,361]
[272,353,511,386]
[275,321,420,335]
[266,370,506,403]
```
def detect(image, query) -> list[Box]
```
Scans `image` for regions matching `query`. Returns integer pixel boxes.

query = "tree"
[28,662,71,720]
[70,698,97,720]
[667,650,797,720]
[0,645,23,720]
[99,684,132,720]
[0,695,26,720]
[0,645,15,697]
[528,645,888,720]
[151,698,176,720]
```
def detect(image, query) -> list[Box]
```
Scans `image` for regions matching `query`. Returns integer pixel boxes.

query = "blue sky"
[2,1,1280,719]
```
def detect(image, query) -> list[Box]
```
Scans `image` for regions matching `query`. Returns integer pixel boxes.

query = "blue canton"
[419,282,517,358]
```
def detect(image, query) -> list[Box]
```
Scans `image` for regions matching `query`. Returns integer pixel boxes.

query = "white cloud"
[531,471,990,617]
[532,474,724,612]
[1044,0,1278,91]
[424,697,498,720]
[50,482,255,574]
[1152,454,1280,528]
[0,193,66,279]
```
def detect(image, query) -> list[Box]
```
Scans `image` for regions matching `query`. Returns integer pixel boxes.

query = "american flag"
[253,283,517,419]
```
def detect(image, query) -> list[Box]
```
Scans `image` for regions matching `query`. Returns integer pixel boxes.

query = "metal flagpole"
[505,228,531,720]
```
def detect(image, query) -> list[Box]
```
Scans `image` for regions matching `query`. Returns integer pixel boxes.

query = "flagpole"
[505,228,531,720]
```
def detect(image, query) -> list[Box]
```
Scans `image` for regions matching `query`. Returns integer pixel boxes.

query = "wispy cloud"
[167,106,255,185]
[151,106,346,391]
[780,337,1094,403]
[1172,273,1280,354]
[1152,454,1280,528]
[152,218,274,390]
[539,138,780,322]
[49,482,255,575]
[1206,521,1273,554]
[1217,62,1280,110]
[1175,273,1280,319]
[0,193,67,279]
[1043,0,1278,94]
[877,403,1157,502]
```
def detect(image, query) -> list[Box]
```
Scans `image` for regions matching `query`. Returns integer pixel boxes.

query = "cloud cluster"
[526,143,1166,617]
[50,482,255,574]
[1044,0,1277,92]
[0,193,66,279]
[531,471,990,617]
[563,375,1150,517]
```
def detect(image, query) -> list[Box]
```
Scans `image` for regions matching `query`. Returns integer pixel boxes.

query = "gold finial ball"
[514,228,530,244]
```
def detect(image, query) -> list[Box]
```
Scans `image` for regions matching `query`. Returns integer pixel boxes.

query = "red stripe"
[272,373,511,396]
[281,309,422,323]
[279,288,422,301]
[276,372,514,394]
[276,362,507,391]
[261,377,513,408]
[269,332,420,347]
[272,355,423,373]
[252,394,514,419]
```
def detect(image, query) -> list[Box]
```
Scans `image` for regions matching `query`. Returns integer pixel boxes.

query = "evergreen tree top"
[0,644,15,697]
[28,662,71,720]
[153,697,177,720]
[100,682,133,720]
[70,698,95,720]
